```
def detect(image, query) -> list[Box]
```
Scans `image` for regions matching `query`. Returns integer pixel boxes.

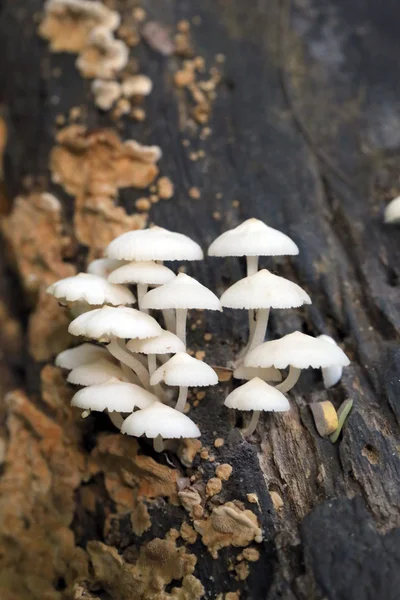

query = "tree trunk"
[0,1,399,599]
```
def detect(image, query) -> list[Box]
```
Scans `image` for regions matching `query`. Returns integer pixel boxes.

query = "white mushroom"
[225,377,290,436]
[220,269,311,351]
[121,401,200,452]
[127,330,185,376]
[71,379,157,412]
[244,331,350,392]
[47,273,135,306]
[87,258,126,278]
[384,196,400,223]
[121,75,153,97]
[92,79,121,111]
[233,364,282,383]
[106,226,204,262]
[67,359,127,386]
[208,218,299,276]
[318,334,343,388]
[55,342,111,369]
[68,306,162,388]
[108,260,176,311]
[150,352,218,412]
[77,26,129,79]
[141,273,221,345]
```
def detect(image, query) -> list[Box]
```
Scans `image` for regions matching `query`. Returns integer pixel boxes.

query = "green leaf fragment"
[329,399,353,443]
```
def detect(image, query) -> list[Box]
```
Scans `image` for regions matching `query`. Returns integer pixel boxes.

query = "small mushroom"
[55,342,111,369]
[47,272,135,307]
[208,217,299,276]
[68,306,162,388]
[141,273,221,345]
[318,334,343,388]
[220,269,311,351]
[244,331,350,392]
[224,377,290,436]
[384,196,400,223]
[106,225,203,262]
[150,352,218,411]
[108,260,175,311]
[67,359,127,385]
[121,401,200,452]
[71,378,156,414]
[87,258,126,278]
[127,329,185,376]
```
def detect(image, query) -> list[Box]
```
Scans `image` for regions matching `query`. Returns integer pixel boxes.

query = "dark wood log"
[0,1,399,599]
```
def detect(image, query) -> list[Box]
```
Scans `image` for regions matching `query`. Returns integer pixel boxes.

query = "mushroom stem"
[137,283,148,312]
[246,256,259,276]
[108,411,124,430]
[107,337,150,389]
[277,366,301,392]
[248,308,270,351]
[147,354,157,376]
[175,309,188,346]
[162,309,176,332]
[120,363,140,384]
[243,410,261,436]
[153,434,165,453]
[175,386,189,412]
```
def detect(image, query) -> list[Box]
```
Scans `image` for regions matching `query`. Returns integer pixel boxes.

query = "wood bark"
[0,1,399,599]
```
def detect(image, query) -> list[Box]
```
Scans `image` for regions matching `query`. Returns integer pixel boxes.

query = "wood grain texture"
[0,0,399,599]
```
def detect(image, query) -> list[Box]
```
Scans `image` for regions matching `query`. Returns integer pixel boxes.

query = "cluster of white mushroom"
[49,226,221,451]
[48,218,350,448]
[208,219,350,435]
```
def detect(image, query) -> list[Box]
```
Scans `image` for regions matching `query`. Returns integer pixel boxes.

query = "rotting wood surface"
[0,1,399,599]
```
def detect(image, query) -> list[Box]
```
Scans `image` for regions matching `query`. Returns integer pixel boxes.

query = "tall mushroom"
[68,305,162,388]
[150,352,218,412]
[244,331,350,392]
[108,260,176,311]
[225,377,290,436]
[121,401,200,452]
[141,273,222,346]
[220,269,311,351]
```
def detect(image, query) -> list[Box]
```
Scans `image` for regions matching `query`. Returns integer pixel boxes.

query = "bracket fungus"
[91,79,121,111]
[220,269,311,351]
[150,352,218,412]
[318,334,344,388]
[55,342,110,369]
[225,377,290,436]
[106,225,203,262]
[47,272,135,307]
[68,306,162,387]
[384,196,400,223]
[121,74,153,98]
[142,273,221,345]
[122,402,201,452]
[77,26,129,79]
[208,217,299,276]
[245,331,350,392]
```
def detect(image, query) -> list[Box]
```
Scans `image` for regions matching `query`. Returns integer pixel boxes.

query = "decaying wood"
[0,0,399,599]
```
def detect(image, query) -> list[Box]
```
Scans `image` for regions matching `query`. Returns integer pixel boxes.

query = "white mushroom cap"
[141,273,222,311]
[47,273,135,306]
[106,226,204,261]
[108,260,176,285]
[121,402,201,439]
[150,352,218,387]
[384,196,400,223]
[127,330,185,355]
[55,343,111,370]
[87,258,125,278]
[244,331,350,369]
[68,306,162,341]
[318,334,343,388]
[233,364,282,383]
[225,378,290,412]
[71,379,157,412]
[208,218,299,257]
[67,360,126,385]
[220,269,311,309]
